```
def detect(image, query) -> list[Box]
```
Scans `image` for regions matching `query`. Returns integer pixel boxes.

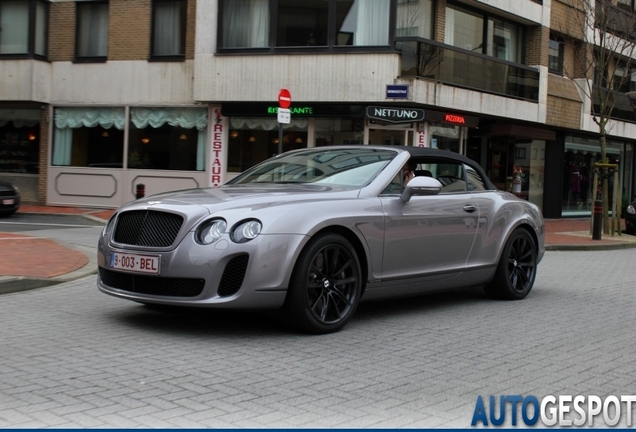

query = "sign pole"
[277,88,292,155]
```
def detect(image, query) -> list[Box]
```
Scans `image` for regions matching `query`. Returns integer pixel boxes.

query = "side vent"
[217,254,249,297]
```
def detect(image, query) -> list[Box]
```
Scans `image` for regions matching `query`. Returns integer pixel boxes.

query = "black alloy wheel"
[484,228,537,300]
[284,233,362,334]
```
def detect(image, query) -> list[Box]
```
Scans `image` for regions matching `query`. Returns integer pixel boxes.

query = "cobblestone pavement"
[1,249,635,428]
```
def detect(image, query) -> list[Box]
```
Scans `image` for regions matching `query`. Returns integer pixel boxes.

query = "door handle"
[463,205,477,213]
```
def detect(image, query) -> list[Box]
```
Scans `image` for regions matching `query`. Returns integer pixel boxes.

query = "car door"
[380,160,479,281]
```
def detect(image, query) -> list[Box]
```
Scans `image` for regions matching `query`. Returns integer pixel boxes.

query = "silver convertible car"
[97,146,544,333]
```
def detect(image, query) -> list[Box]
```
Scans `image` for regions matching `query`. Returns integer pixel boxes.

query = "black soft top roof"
[380,145,497,191]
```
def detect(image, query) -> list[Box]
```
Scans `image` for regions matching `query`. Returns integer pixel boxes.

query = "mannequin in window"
[570,161,581,200]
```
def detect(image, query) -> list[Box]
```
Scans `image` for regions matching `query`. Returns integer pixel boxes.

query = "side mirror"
[401,176,443,202]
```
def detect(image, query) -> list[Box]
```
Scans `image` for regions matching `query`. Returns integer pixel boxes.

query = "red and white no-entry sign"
[278,88,292,108]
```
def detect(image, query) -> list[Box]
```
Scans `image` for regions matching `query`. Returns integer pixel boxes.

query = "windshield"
[227,148,397,187]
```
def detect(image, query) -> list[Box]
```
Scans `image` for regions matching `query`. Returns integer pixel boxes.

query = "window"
[227,117,308,172]
[487,18,522,62]
[396,0,433,39]
[0,109,41,174]
[548,38,564,75]
[76,1,108,61]
[151,0,186,58]
[0,0,48,58]
[616,0,635,12]
[127,108,207,171]
[613,60,636,93]
[52,108,125,168]
[52,107,207,171]
[445,4,524,63]
[219,0,391,50]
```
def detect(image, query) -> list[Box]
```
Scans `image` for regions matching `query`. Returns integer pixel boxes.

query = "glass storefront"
[52,107,207,171]
[561,135,632,217]
[0,109,41,174]
[227,117,308,172]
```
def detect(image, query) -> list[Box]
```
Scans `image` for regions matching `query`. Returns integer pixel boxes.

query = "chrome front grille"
[113,210,183,247]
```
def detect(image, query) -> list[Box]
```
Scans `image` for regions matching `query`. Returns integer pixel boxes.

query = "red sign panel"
[278,88,292,108]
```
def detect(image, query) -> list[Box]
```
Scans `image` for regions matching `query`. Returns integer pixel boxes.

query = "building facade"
[0,0,635,218]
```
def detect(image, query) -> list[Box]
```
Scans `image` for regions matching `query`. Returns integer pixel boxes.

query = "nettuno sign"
[366,106,425,123]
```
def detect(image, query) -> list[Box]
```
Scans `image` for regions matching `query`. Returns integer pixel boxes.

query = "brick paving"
[0,249,636,427]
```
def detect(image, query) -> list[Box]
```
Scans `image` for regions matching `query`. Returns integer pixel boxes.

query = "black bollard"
[135,183,145,199]
[592,200,602,240]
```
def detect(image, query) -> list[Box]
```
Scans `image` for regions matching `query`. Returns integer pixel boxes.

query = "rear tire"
[484,228,537,300]
[283,233,362,334]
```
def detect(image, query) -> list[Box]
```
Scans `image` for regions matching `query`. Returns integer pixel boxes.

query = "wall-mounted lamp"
[27,133,37,141]
[179,134,187,140]
[230,130,239,139]
[101,131,109,138]
[295,137,303,144]
[248,136,256,143]
[272,137,279,144]
[141,137,150,144]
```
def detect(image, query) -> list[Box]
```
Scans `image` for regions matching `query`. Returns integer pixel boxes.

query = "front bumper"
[97,231,309,309]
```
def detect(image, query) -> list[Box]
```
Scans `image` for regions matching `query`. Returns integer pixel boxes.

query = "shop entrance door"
[368,127,414,146]
[487,139,513,191]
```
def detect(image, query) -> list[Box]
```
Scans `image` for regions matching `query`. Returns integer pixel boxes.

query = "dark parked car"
[0,181,20,217]
[626,198,636,235]
[97,146,545,334]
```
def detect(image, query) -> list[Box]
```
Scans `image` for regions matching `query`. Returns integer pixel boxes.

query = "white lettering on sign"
[373,108,419,119]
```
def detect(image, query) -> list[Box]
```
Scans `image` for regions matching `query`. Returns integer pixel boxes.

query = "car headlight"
[196,219,227,245]
[12,185,19,194]
[231,219,262,243]
[628,204,635,215]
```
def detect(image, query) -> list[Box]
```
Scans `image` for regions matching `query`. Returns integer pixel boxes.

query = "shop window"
[227,117,308,172]
[562,136,624,216]
[218,0,390,50]
[75,1,108,61]
[151,0,186,59]
[396,0,433,39]
[548,38,564,75]
[315,118,363,146]
[0,0,48,58]
[127,108,207,171]
[0,110,41,174]
[52,107,125,168]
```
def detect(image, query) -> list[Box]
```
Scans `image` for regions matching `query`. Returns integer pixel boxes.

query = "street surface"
[1,217,635,427]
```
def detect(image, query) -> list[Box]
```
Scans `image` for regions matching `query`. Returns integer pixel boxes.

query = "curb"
[546,241,636,251]
[0,215,101,294]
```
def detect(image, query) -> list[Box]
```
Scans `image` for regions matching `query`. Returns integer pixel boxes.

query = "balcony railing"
[592,86,636,123]
[396,37,540,102]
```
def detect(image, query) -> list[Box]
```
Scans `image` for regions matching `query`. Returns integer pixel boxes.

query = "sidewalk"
[1,205,635,294]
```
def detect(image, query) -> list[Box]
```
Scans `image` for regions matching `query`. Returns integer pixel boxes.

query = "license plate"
[110,252,160,274]
[2,199,14,205]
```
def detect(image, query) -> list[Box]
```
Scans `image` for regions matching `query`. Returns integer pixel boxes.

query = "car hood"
[119,183,361,216]
[0,181,16,192]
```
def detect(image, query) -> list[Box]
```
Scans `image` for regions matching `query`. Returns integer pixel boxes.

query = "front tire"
[484,228,537,300]
[283,233,362,334]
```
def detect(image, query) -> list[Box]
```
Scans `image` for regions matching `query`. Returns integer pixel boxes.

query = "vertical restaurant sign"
[210,107,224,187]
